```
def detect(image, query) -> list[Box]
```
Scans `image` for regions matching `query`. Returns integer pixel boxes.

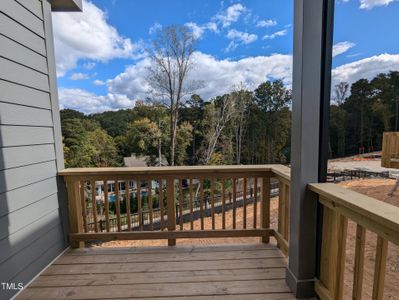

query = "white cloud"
[256,19,277,28]
[148,22,162,35]
[227,29,258,44]
[107,52,399,105]
[93,79,106,86]
[215,3,246,28]
[359,0,395,9]
[263,29,287,40]
[332,53,399,86]
[225,29,257,52]
[107,57,153,101]
[107,52,293,102]
[59,88,136,114]
[52,0,143,77]
[69,72,90,80]
[185,22,218,39]
[333,41,356,57]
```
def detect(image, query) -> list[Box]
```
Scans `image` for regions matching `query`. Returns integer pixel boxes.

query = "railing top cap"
[309,182,399,243]
[59,164,290,177]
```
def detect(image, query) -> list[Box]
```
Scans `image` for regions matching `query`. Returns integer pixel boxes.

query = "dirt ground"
[97,178,399,299]
[97,196,280,247]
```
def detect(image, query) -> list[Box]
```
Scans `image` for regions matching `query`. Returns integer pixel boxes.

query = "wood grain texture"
[69,229,273,243]
[372,236,388,300]
[309,183,399,245]
[352,224,365,300]
[18,244,293,300]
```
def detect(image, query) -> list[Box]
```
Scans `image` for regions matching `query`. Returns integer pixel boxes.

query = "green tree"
[119,118,162,161]
[86,129,120,167]
[253,80,291,163]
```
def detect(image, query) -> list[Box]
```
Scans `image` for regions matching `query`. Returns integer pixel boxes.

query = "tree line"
[330,71,399,157]
[61,80,292,168]
[61,70,399,168]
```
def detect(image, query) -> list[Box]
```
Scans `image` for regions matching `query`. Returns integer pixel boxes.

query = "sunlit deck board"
[17,243,297,300]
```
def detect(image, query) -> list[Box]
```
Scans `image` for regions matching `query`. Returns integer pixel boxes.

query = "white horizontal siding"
[0,125,54,147]
[0,2,67,298]
[0,79,51,109]
[0,208,62,263]
[0,192,60,240]
[0,13,46,55]
[0,0,45,38]
[0,223,64,283]
[0,144,55,171]
[15,0,43,20]
[0,160,56,194]
[0,57,49,91]
[0,177,58,216]
[0,34,48,74]
[0,102,53,127]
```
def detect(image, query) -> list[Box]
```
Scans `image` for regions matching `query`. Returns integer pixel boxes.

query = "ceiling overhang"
[50,0,82,12]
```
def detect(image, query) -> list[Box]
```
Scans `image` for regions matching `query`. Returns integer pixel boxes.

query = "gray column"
[287,0,334,297]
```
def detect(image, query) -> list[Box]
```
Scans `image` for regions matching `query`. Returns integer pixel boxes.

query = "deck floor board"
[17,243,299,300]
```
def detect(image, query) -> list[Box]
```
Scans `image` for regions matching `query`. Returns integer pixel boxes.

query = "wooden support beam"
[69,229,273,242]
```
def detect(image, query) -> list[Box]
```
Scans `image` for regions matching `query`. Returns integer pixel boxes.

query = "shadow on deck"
[17,243,298,300]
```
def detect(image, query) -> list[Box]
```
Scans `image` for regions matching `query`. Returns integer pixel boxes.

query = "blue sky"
[52,0,399,114]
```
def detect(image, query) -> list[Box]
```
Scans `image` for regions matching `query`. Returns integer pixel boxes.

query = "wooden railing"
[60,165,291,248]
[309,183,399,300]
[270,165,290,256]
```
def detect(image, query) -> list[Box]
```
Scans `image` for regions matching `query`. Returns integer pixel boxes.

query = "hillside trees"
[62,116,120,168]
[60,71,399,166]
[329,71,399,157]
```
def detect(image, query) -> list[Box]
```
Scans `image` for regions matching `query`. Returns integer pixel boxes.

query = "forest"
[61,71,399,168]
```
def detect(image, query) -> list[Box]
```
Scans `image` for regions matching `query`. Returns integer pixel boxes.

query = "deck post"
[287,0,334,297]
[66,180,84,248]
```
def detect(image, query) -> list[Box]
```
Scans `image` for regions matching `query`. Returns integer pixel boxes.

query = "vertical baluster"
[147,178,153,230]
[284,183,290,240]
[319,204,348,300]
[253,178,258,229]
[233,178,237,229]
[115,179,121,232]
[260,176,270,243]
[137,179,142,230]
[211,178,215,230]
[104,180,110,232]
[222,179,226,230]
[178,179,184,230]
[80,181,88,233]
[125,180,131,231]
[90,180,98,232]
[200,179,205,230]
[352,224,365,300]
[159,179,164,230]
[278,181,286,238]
[166,178,176,246]
[189,177,194,230]
[335,215,348,300]
[372,236,388,300]
[243,177,247,229]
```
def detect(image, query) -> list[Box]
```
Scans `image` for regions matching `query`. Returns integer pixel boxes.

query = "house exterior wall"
[0,1,73,298]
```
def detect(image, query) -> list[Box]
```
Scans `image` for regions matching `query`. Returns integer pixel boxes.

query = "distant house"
[123,154,169,167]
[123,154,148,167]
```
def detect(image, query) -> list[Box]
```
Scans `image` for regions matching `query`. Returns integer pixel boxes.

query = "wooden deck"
[17,243,297,299]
